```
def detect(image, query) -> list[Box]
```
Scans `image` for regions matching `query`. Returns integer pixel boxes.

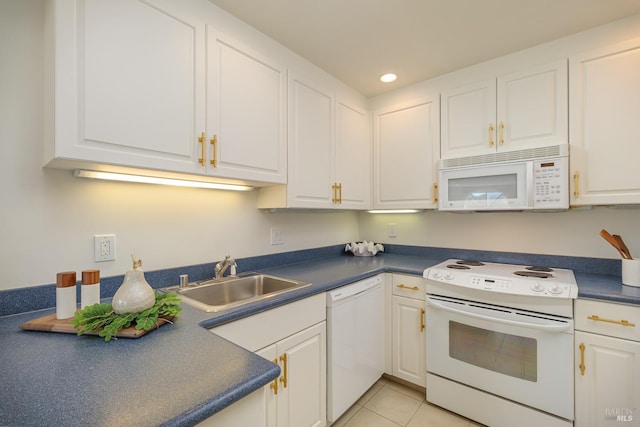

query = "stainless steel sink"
[168,273,310,312]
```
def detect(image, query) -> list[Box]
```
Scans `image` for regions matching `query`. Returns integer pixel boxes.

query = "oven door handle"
[426,297,572,333]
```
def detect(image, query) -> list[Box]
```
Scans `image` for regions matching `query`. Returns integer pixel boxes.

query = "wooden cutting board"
[20,312,172,339]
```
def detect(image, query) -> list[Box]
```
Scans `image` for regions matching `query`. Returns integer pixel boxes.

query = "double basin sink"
[163,273,311,312]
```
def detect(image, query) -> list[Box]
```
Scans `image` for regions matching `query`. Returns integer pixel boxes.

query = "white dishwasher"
[326,275,384,423]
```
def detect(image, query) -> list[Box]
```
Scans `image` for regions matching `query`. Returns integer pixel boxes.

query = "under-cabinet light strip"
[367,209,421,214]
[73,170,253,191]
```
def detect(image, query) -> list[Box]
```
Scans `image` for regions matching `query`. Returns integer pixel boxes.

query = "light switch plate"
[271,228,284,245]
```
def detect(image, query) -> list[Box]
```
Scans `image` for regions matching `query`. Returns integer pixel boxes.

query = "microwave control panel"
[533,157,568,209]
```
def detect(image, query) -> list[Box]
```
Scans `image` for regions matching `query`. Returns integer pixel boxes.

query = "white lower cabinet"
[574,299,640,427]
[196,388,266,427]
[210,293,327,427]
[257,323,326,427]
[390,274,426,387]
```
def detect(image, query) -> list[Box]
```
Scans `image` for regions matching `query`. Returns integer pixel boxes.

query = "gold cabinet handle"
[270,358,279,395]
[588,315,636,327]
[210,134,218,167]
[420,308,425,332]
[489,123,495,147]
[433,182,438,202]
[499,121,505,145]
[198,132,206,166]
[579,343,585,376]
[338,183,342,204]
[279,353,288,388]
[396,284,419,291]
[332,183,338,204]
[573,171,579,198]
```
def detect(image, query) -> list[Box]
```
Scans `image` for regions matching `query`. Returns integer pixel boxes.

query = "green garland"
[71,293,182,342]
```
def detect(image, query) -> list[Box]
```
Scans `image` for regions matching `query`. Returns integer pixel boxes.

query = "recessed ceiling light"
[380,73,397,83]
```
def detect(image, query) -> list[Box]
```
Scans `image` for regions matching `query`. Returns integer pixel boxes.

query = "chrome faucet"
[215,255,237,279]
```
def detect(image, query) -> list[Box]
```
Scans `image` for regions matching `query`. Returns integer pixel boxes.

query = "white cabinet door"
[497,60,568,152]
[373,97,439,209]
[206,32,287,183]
[391,295,426,387]
[277,322,327,427]
[46,0,205,173]
[196,389,266,427]
[575,331,640,427]
[256,345,279,427]
[441,79,497,159]
[570,38,640,205]
[335,100,371,209]
[257,323,326,427]
[287,76,335,208]
[257,77,371,210]
[440,61,567,160]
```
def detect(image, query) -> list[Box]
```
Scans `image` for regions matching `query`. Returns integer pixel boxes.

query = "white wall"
[358,208,640,259]
[0,0,359,291]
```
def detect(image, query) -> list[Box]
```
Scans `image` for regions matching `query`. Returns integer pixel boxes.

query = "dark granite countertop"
[1,251,638,427]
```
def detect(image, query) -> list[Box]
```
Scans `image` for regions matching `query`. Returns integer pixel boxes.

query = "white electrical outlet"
[94,234,116,262]
[271,228,284,245]
[388,223,398,238]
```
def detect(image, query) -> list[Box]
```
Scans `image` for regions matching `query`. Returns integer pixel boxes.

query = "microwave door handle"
[426,297,571,333]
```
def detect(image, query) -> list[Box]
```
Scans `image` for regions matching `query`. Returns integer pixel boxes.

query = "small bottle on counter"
[81,269,100,308]
[56,271,77,319]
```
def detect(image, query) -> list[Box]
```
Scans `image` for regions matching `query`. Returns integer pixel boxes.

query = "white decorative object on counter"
[345,241,384,256]
[112,256,156,314]
[622,258,640,287]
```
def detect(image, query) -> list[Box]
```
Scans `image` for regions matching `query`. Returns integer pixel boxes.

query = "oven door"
[426,295,574,420]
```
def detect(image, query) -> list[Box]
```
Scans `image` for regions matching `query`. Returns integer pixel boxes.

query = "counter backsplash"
[0,244,622,317]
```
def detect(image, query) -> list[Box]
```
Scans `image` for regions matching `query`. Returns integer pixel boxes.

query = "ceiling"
[209,0,640,97]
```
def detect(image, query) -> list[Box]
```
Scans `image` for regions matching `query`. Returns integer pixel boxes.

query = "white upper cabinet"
[206,31,287,183]
[257,74,370,210]
[335,100,371,209]
[286,75,335,208]
[373,96,440,209]
[45,0,205,173]
[441,60,568,160]
[570,37,640,205]
[440,79,496,159]
[45,0,285,184]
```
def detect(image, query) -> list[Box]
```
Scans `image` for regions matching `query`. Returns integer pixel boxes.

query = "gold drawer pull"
[270,358,279,395]
[579,343,585,376]
[198,132,206,166]
[588,315,636,327]
[420,308,425,332]
[397,284,419,291]
[573,171,579,198]
[499,121,505,145]
[210,134,218,167]
[279,353,288,388]
[489,123,495,147]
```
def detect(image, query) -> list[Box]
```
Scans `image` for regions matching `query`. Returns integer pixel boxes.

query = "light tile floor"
[331,377,485,427]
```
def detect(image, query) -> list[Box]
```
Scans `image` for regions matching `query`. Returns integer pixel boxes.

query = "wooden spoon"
[600,229,630,259]
[613,234,633,259]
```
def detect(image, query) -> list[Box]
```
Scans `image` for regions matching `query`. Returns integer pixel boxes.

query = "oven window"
[449,321,537,382]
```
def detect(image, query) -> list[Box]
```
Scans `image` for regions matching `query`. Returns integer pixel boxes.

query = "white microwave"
[438,156,569,211]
